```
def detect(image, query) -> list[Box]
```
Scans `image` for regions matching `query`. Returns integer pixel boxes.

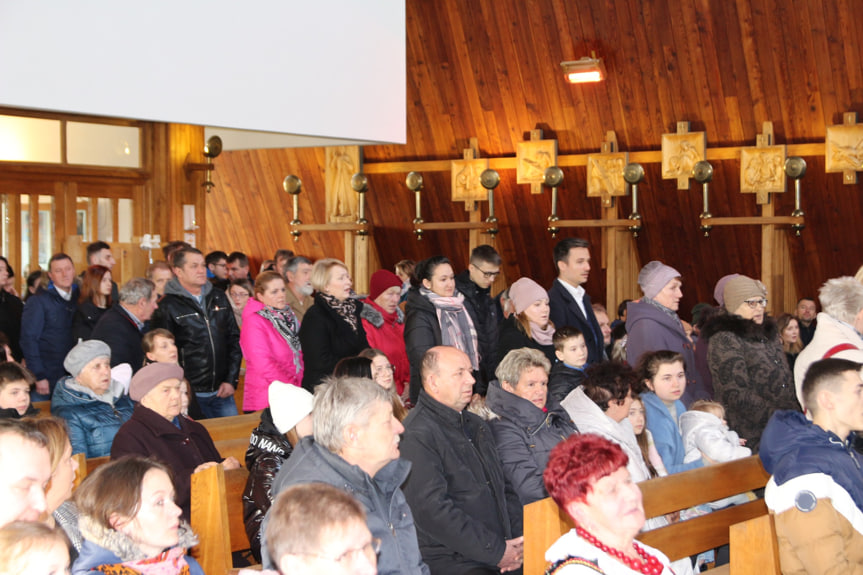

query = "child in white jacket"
[679,400,751,464]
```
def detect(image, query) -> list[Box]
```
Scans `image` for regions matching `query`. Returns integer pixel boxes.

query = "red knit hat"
[368,269,403,301]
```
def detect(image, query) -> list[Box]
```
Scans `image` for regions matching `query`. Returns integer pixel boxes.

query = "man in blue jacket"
[20,253,78,400]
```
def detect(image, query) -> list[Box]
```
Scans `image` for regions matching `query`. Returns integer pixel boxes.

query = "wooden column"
[601,202,641,313]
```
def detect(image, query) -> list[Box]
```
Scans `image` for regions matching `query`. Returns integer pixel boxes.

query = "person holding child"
[637,350,703,474]
[548,326,588,404]
[679,400,751,465]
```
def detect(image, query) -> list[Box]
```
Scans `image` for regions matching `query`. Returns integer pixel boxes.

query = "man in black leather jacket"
[150,247,241,418]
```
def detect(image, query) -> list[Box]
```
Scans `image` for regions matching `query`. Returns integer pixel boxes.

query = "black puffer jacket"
[400,391,523,574]
[547,361,586,404]
[242,408,292,562]
[485,382,576,505]
[455,271,501,394]
[701,312,800,452]
[298,294,369,391]
[150,278,241,393]
[72,300,108,342]
[404,288,441,404]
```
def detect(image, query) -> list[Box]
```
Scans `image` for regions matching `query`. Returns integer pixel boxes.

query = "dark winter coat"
[20,283,78,388]
[0,289,23,361]
[626,299,706,407]
[110,404,224,520]
[298,293,369,391]
[90,305,146,371]
[52,376,134,458]
[548,279,605,365]
[265,437,429,575]
[547,361,585,404]
[404,287,442,404]
[72,301,108,342]
[242,408,293,562]
[485,382,576,505]
[0,404,38,419]
[400,391,523,575]
[455,271,502,394]
[701,313,800,452]
[497,315,556,366]
[150,278,241,393]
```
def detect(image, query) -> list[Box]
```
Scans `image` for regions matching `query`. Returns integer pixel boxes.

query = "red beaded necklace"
[575,526,666,575]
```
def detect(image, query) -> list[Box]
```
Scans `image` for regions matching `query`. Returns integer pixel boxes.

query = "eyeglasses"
[472,265,501,279]
[229,291,251,300]
[295,537,381,565]
[743,298,768,309]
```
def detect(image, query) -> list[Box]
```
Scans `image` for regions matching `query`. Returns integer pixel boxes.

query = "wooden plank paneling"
[207,0,863,314]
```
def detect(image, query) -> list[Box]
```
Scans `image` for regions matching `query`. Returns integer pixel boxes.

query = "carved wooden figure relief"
[826,113,863,184]
[587,152,629,206]
[662,123,706,189]
[451,158,489,202]
[740,147,786,203]
[517,130,557,194]
[325,146,361,222]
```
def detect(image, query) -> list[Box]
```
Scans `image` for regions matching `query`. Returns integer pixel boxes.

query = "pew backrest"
[523,455,771,575]
[199,411,260,443]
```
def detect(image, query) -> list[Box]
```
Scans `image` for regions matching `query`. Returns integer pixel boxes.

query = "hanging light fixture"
[561,53,606,84]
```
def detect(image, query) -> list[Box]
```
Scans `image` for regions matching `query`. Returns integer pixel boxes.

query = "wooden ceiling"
[207,0,863,318]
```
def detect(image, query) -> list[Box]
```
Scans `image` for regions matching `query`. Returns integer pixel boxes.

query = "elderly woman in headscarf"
[497,277,556,365]
[626,261,705,406]
[699,275,799,452]
[51,340,134,458]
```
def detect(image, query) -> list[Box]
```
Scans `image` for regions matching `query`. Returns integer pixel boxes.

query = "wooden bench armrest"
[729,513,781,575]
[191,464,251,575]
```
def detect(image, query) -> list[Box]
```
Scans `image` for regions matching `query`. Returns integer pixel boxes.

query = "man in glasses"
[455,244,503,396]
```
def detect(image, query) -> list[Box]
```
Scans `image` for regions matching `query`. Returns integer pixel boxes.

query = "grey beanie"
[64,340,111,377]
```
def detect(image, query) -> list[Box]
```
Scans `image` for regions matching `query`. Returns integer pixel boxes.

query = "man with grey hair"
[264,377,428,575]
[91,277,158,371]
[0,419,51,527]
[283,255,314,322]
[793,276,863,408]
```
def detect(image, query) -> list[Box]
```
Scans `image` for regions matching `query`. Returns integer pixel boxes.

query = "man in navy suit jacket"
[548,238,605,365]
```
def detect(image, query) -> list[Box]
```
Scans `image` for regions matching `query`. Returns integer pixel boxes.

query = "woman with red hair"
[543,434,674,575]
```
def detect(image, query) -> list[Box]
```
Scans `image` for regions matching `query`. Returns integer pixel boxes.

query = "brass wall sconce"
[560,54,606,84]
[543,166,565,237]
[480,169,500,238]
[693,161,714,237]
[283,175,303,240]
[351,173,370,236]
[202,136,222,192]
[785,157,806,236]
[184,135,222,192]
[406,172,425,240]
[623,163,644,238]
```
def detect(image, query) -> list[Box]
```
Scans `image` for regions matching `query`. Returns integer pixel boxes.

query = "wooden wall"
[206,0,863,318]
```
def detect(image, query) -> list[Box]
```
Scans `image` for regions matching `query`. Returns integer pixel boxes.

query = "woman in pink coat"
[240,271,303,412]
[361,270,410,400]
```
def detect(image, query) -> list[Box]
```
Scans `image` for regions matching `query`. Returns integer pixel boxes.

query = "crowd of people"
[0,236,863,574]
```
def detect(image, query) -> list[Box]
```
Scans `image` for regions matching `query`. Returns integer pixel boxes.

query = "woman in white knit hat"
[242,381,314,562]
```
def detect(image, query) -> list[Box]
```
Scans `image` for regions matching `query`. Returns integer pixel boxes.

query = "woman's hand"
[222,456,241,470]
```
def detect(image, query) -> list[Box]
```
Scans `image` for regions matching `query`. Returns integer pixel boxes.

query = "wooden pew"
[199,410,260,443]
[729,513,781,575]
[32,400,51,418]
[190,463,251,575]
[524,455,771,575]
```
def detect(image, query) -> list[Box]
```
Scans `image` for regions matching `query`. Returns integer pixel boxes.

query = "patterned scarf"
[421,287,480,370]
[93,547,190,575]
[257,305,303,372]
[319,293,360,333]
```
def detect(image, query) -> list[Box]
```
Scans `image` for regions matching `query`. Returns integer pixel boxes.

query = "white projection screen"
[0,1,406,145]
